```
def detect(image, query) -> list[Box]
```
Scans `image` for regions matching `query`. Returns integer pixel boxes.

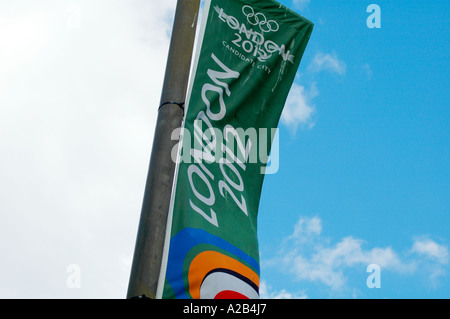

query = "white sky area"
[0,0,177,298]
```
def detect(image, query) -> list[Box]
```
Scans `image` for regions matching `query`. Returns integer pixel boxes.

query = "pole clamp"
[159,101,185,112]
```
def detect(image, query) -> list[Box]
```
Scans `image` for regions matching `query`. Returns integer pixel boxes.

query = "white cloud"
[260,280,307,299]
[410,238,449,287]
[292,0,311,10]
[281,83,317,132]
[309,52,347,75]
[265,216,448,294]
[289,216,322,242]
[284,235,407,290]
[281,51,346,133]
[411,238,449,265]
[0,0,177,298]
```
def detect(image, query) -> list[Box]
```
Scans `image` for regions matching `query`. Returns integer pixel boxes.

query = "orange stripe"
[188,250,259,299]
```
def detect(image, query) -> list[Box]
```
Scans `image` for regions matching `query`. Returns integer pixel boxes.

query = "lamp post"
[127,0,201,299]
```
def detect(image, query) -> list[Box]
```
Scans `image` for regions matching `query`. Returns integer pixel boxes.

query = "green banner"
[157,0,313,299]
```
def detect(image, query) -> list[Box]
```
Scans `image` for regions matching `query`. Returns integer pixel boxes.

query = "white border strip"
[156,0,212,299]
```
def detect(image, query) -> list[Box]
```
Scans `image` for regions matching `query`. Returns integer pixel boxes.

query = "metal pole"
[127,0,201,299]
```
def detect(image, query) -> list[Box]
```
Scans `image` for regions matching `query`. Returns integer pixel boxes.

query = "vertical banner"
[157,0,313,299]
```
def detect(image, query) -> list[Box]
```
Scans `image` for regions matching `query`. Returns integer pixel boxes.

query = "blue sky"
[258,0,450,298]
[0,0,448,299]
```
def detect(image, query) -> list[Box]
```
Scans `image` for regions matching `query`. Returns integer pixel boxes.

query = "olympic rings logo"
[242,5,279,33]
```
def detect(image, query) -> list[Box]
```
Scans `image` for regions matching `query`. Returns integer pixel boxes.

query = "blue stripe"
[165,227,259,299]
